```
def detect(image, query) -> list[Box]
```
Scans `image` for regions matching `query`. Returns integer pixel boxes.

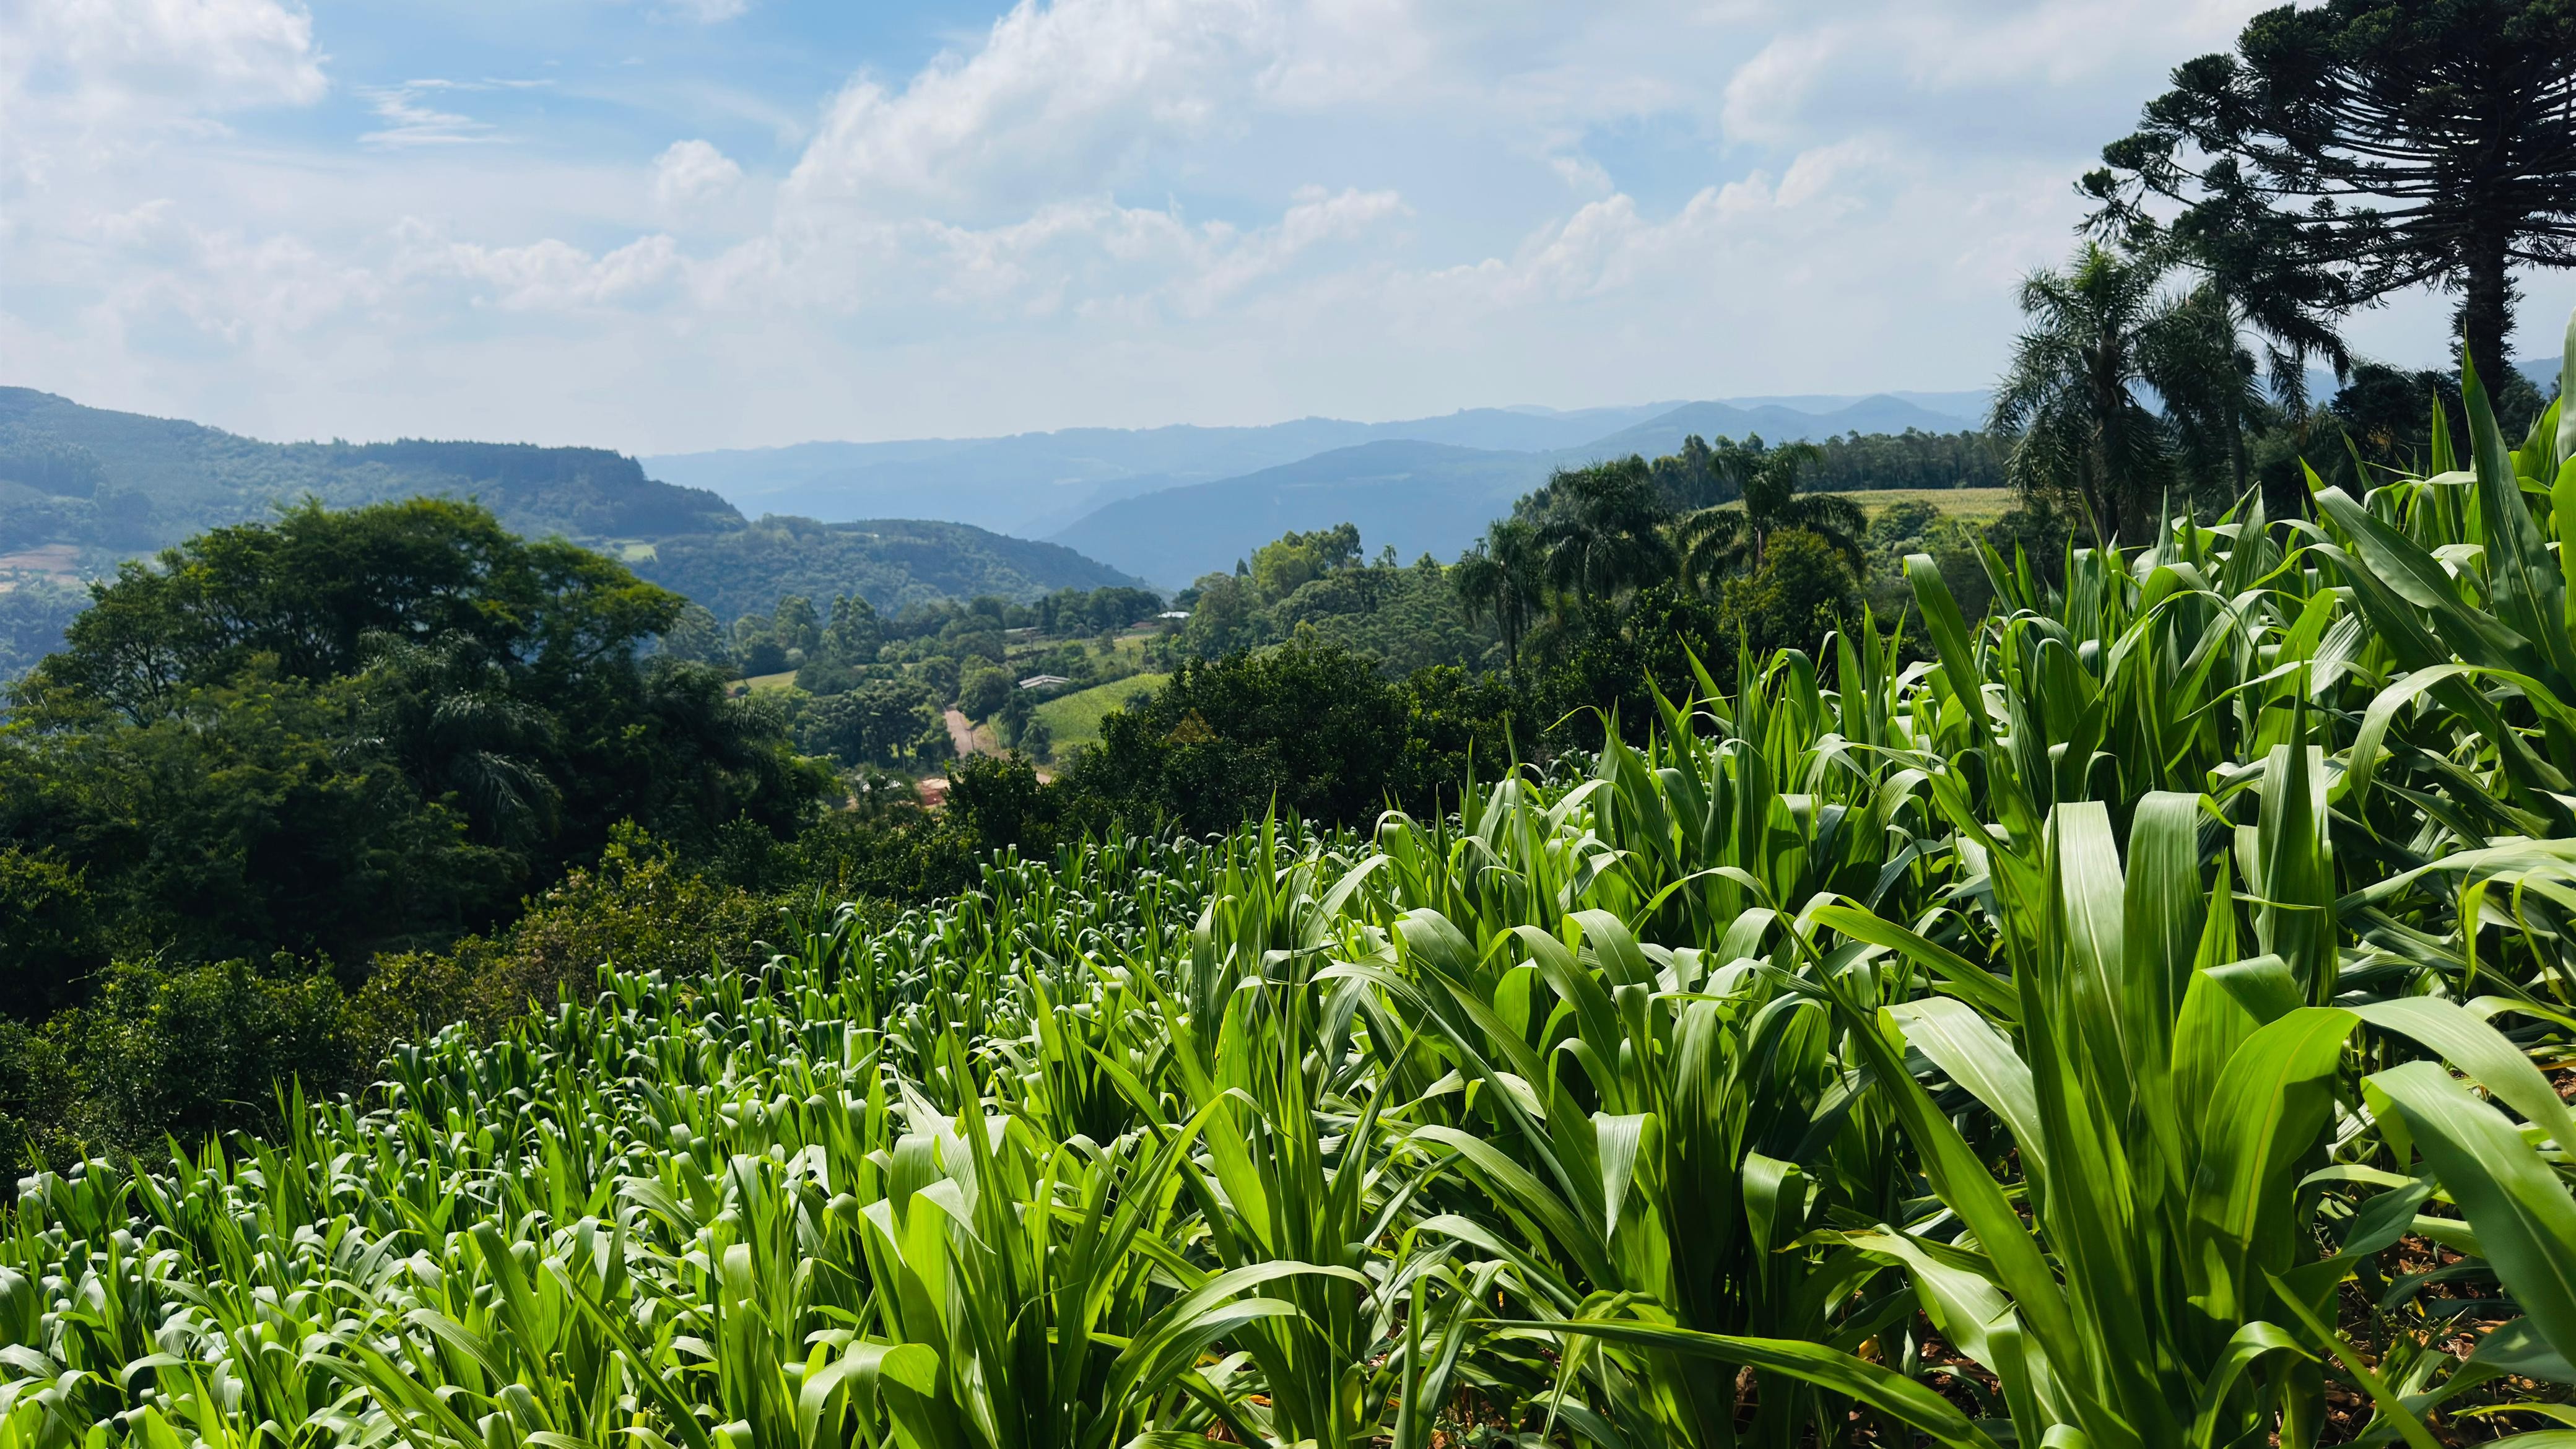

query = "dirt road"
[942,708,978,758]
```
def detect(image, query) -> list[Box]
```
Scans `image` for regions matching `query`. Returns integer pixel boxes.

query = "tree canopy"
[0,499,828,993]
[2084,0,2576,376]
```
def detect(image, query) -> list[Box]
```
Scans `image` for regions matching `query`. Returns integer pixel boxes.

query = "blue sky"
[1,0,2537,454]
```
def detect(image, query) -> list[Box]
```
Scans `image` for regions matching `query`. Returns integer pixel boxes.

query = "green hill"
[0,387,739,565]
[630,516,1149,622]
[0,389,1150,675]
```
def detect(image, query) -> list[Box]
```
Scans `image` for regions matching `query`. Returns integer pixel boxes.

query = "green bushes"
[1068,633,1521,831]
[0,956,353,1165]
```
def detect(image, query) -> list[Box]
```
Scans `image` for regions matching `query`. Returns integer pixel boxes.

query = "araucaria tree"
[2084,0,2576,375]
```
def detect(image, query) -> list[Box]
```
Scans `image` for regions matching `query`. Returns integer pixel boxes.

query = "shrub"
[354,825,777,1046]
[1070,635,1410,832]
[54,956,355,1157]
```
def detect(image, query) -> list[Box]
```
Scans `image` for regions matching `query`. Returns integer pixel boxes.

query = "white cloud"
[2,0,2538,455]
[1721,28,1840,144]
[663,0,752,20]
[6,0,328,115]
[783,0,1292,219]
[652,139,744,209]
[391,224,684,311]
[1,0,327,189]
[359,81,498,147]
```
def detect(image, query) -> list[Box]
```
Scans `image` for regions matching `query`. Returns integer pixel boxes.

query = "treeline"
[1805,426,2004,490]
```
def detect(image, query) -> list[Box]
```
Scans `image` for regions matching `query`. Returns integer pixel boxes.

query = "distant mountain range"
[12,355,2555,647]
[649,392,1991,586]
[1051,441,1540,583]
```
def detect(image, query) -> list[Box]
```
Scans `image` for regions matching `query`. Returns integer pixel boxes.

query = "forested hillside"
[1055,427,2007,586]
[0,391,1154,679]
[0,388,739,560]
[632,515,1147,621]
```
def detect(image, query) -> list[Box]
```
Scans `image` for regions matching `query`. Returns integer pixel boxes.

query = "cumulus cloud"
[784,0,1277,219]
[1,0,328,190]
[1,0,2514,453]
[392,224,685,310]
[6,0,328,116]
[652,139,744,209]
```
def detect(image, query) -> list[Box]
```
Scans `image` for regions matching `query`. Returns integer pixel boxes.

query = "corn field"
[6,337,2576,1448]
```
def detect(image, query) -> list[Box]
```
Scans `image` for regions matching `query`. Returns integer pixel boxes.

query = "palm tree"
[1990,242,2256,537]
[1526,458,1674,609]
[1452,517,1544,681]
[1671,442,1865,591]
[360,631,559,848]
[2151,280,2270,500]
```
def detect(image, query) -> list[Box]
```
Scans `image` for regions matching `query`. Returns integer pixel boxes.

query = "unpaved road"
[942,708,978,758]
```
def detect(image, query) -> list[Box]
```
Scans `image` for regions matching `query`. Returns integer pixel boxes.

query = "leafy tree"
[958,661,1012,720]
[1526,581,1729,742]
[2085,0,2576,378]
[362,632,560,849]
[2331,360,2469,468]
[794,593,888,694]
[822,592,884,659]
[1271,555,1486,676]
[1072,637,1412,832]
[1033,585,1161,635]
[1168,573,1264,656]
[800,679,944,768]
[0,845,104,1020]
[53,956,354,1155]
[2152,281,2273,497]
[0,666,509,973]
[658,603,731,668]
[1715,528,1864,659]
[0,499,827,994]
[30,497,678,721]
[1673,442,1865,588]
[772,594,822,659]
[1250,523,1362,601]
[733,615,786,676]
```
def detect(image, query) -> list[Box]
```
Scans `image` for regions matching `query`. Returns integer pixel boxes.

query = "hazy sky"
[1,0,2543,454]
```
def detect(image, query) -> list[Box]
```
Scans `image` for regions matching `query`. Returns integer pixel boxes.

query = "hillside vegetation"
[2,350,2574,1446]
[633,516,1146,622]
[6,3,2576,1440]
[0,388,737,562]
[1053,427,2006,588]
[0,392,1150,679]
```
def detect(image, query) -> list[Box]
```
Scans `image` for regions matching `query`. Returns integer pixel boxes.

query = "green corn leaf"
[2371,1061,2576,1376]
[1496,1318,2004,1449]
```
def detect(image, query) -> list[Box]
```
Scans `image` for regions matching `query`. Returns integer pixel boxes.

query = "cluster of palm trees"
[1451,442,1868,678]
[1987,240,2283,537]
